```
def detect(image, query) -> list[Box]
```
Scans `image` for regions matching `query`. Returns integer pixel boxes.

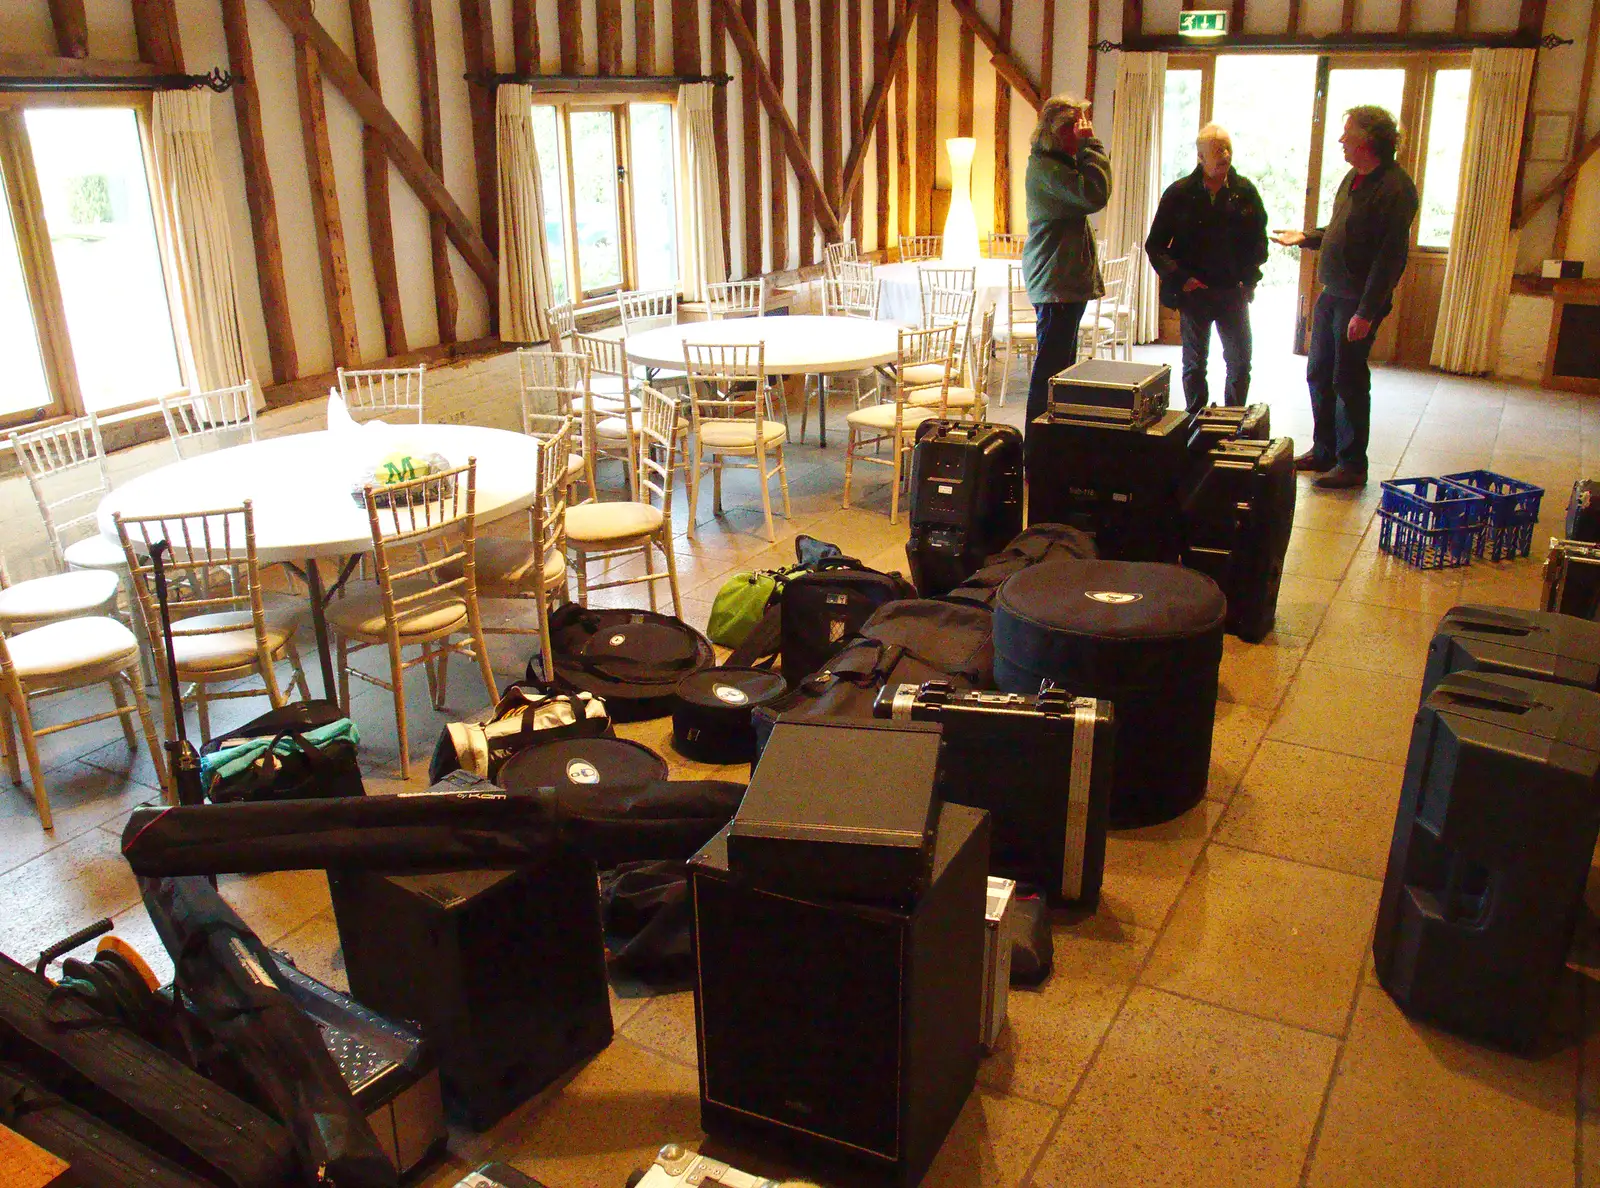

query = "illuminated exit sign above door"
[1178,9,1229,36]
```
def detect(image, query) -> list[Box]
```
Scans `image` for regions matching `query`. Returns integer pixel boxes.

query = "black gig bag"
[947,523,1099,609]
[906,420,1025,597]
[600,860,696,987]
[672,667,790,764]
[1544,539,1600,621]
[139,876,397,1188]
[430,686,612,784]
[200,698,364,803]
[775,559,916,683]
[530,606,714,721]
[1567,479,1600,543]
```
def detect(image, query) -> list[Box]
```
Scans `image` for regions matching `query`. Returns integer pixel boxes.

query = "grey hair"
[1032,94,1089,152]
[1196,123,1231,147]
[1344,105,1401,163]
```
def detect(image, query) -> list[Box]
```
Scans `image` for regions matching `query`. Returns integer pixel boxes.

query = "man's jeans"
[1178,285,1252,413]
[1025,300,1089,435]
[1306,290,1384,474]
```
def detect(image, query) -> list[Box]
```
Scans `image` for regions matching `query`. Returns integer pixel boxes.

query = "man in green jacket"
[1023,94,1112,437]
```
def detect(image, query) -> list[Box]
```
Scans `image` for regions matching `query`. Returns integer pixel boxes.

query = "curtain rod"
[468,72,733,91]
[1094,32,1573,52]
[0,67,237,93]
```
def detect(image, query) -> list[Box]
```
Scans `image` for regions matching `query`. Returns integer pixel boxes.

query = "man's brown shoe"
[1314,466,1368,490]
[1294,451,1332,472]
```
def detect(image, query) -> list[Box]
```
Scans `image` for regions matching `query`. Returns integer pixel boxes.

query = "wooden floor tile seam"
[1295,974,1395,1187]
[1202,838,1388,890]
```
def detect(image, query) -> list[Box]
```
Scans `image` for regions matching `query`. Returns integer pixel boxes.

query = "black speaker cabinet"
[329,848,614,1130]
[1373,672,1600,1050]
[690,803,989,1187]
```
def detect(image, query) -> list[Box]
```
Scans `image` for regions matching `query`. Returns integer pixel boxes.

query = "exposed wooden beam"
[1452,0,1468,34]
[1125,0,1145,58]
[458,0,499,262]
[848,0,863,236]
[512,0,539,74]
[130,0,183,71]
[1555,0,1600,253]
[1516,125,1600,228]
[636,0,657,73]
[716,0,843,238]
[264,337,499,408]
[873,0,890,248]
[797,0,815,264]
[958,26,975,138]
[1339,0,1356,34]
[258,0,497,297]
[1086,0,1100,105]
[413,0,458,344]
[218,0,295,383]
[1517,0,1547,40]
[995,0,1012,233]
[768,0,788,268]
[45,0,88,59]
[673,0,701,73]
[895,0,911,240]
[293,34,360,368]
[1232,0,1247,34]
[1040,0,1055,95]
[840,0,916,234]
[598,0,623,74]
[1397,0,1414,35]
[914,0,935,232]
[559,0,583,72]
[1290,0,1304,35]
[739,0,762,272]
[948,0,1042,111]
[711,0,732,266]
[0,54,162,78]
[821,0,842,212]
[350,0,407,357]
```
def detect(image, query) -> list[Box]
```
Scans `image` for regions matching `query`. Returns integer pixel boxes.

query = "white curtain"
[496,83,554,344]
[1102,52,1166,344]
[1431,48,1535,375]
[678,82,727,301]
[150,91,256,399]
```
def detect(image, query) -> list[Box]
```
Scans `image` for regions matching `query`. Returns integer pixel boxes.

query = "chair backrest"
[516,349,589,427]
[824,239,860,277]
[530,420,572,567]
[618,287,678,335]
[965,307,997,393]
[838,259,875,287]
[987,232,1026,259]
[160,383,259,461]
[634,386,680,511]
[548,300,577,351]
[574,331,629,380]
[918,266,976,295]
[823,276,879,320]
[112,503,271,668]
[1100,254,1132,306]
[337,365,426,424]
[11,414,113,568]
[683,342,769,430]
[921,286,976,342]
[1006,263,1033,326]
[706,278,768,320]
[361,459,480,633]
[900,235,943,262]
[894,324,957,411]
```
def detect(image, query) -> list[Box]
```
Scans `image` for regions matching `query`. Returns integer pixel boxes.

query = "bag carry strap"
[727,604,783,668]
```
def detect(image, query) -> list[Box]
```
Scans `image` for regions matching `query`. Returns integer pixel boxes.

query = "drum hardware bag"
[1566,479,1600,543]
[199,699,363,804]
[529,606,715,721]
[945,523,1099,610]
[1424,604,1600,698]
[1543,538,1600,621]
[771,560,917,684]
[672,667,790,764]
[905,420,1025,598]
[429,686,612,784]
[1046,359,1171,428]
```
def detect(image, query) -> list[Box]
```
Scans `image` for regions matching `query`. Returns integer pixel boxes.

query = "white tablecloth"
[874,258,1019,325]
[624,315,902,375]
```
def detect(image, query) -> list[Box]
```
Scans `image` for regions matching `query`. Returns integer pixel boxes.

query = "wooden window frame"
[0,91,189,431]
[533,92,679,310]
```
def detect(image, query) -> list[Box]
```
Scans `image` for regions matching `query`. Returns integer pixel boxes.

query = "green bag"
[708,567,800,647]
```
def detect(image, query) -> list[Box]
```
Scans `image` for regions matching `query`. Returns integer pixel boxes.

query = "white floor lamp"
[942,137,980,264]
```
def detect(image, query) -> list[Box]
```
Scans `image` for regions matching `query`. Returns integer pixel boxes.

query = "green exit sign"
[1178,9,1229,36]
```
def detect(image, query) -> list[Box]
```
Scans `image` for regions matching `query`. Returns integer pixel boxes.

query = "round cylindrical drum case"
[672,667,789,764]
[499,736,669,795]
[993,558,1225,827]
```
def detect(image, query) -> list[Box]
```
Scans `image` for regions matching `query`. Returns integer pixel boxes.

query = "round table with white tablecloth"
[624,314,905,447]
[97,423,544,700]
[873,258,1019,325]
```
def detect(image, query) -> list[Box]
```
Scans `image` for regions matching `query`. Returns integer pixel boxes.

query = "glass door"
[566,107,625,298]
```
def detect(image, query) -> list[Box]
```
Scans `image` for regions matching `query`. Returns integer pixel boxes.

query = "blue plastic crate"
[1441,470,1545,561]
[1378,477,1487,570]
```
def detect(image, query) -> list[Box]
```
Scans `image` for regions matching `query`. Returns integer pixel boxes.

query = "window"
[533,99,679,303]
[0,102,183,428]
[1160,69,1203,191]
[1418,69,1470,248]
[1317,68,1408,227]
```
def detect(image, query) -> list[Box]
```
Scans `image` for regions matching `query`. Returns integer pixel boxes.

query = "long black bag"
[200,699,364,803]
[946,523,1099,609]
[530,605,715,721]
[139,875,397,1188]
[0,952,295,1188]
[600,859,696,987]
[120,776,746,877]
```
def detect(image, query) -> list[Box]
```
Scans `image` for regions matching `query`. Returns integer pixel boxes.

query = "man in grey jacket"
[1273,105,1417,490]
[1023,95,1112,439]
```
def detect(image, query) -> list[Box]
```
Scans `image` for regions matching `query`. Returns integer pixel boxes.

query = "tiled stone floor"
[2,336,1597,1188]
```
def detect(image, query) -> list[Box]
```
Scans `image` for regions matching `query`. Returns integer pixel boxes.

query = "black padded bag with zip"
[777,560,916,684]
[529,605,715,721]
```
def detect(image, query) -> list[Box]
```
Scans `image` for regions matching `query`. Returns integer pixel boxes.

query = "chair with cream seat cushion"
[706,278,768,320]
[683,342,792,543]
[897,285,974,390]
[159,382,259,460]
[1080,255,1131,360]
[516,349,595,504]
[910,307,993,422]
[0,554,120,633]
[619,287,687,388]
[329,460,498,780]
[337,364,426,424]
[994,263,1037,407]
[575,332,641,497]
[844,324,957,526]
[114,502,310,747]
[564,386,682,617]
[899,235,943,263]
[0,616,167,830]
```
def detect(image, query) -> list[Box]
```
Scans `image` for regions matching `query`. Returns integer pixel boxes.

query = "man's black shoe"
[1313,466,1368,490]
[1294,451,1332,472]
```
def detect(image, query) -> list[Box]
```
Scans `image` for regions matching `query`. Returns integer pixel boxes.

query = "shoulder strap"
[728,604,782,668]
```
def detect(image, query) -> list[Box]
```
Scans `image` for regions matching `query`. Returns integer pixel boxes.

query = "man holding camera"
[1273,105,1418,491]
[1145,123,1268,414]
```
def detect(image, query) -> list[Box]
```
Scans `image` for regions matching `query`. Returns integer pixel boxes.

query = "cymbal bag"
[139,875,397,1188]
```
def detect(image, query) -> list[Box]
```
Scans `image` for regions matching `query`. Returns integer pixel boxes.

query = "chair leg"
[108,676,138,748]
[0,697,20,785]
[259,645,286,708]
[284,639,311,702]
[685,443,700,539]
[536,594,556,688]
[799,376,811,443]
[467,607,498,707]
[125,668,170,798]
[842,431,855,509]
[660,531,683,620]
[776,444,792,519]
[194,683,212,747]
[712,456,724,516]
[890,435,904,526]
[998,340,1011,407]
[422,645,440,706]
[573,545,589,607]
[386,635,410,779]
[643,542,658,613]
[8,685,51,830]
[337,637,352,715]
[756,444,776,543]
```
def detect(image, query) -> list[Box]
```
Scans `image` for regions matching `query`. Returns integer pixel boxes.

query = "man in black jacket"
[1274,105,1418,490]
[1145,124,1268,413]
